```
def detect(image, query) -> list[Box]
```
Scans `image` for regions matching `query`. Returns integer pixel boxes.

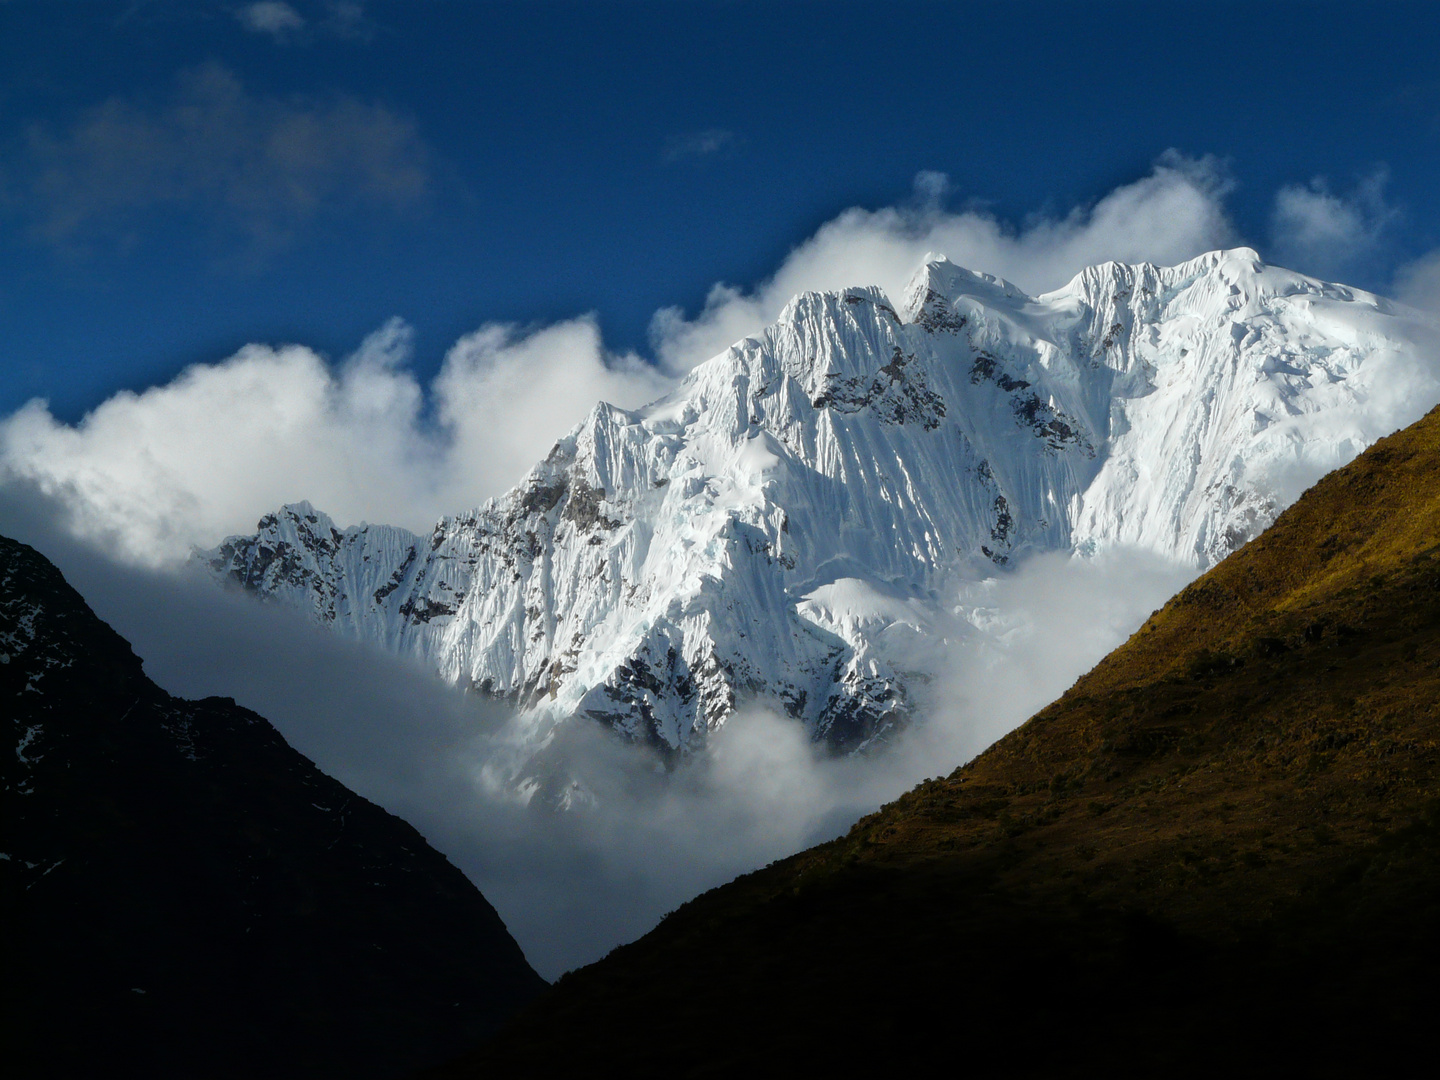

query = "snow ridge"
[200,250,1440,753]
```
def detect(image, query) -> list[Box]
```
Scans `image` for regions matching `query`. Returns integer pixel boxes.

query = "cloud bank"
[1,151,1253,565]
[0,483,1195,979]
[9,149,1424,571]
[650,151,1238,372]
[0,315,669,564]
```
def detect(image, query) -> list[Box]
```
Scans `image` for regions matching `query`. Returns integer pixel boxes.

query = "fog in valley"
[1,482,1192,977]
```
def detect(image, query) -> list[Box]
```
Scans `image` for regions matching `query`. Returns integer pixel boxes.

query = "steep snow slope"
[202,250,1440,754]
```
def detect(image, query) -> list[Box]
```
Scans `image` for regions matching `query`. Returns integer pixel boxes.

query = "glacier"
[200,249,1440,755]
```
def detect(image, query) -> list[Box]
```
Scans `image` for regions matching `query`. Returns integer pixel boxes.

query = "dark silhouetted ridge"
[435,405,1440,1076]
[0,535,545,1079]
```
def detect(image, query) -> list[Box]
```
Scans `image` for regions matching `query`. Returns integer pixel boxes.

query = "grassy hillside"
[433,406,1440,1076]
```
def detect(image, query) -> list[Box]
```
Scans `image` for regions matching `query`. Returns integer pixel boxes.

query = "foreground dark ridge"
[0,535,545,1079]
[435,405,1440,1076]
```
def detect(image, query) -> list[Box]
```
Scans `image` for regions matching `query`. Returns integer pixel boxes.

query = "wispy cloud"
[235,1,372,42]
[662,128,737,163]
[236,1,305,38]
[1269,167,1398,280]
[319,1,373,40]
[1395,248,1440,314]
[8,63,428,252]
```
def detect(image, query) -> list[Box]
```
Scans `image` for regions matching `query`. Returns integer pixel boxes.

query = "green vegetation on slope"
[435,405,1440,1077]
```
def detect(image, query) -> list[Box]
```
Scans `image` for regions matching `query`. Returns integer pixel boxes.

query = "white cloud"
[651,151,1238,372]
[662,128,737,163]
[1269,167,1397,280]
[0,316,669,565]
[1395,248,1440,314]
[433,317,672,510]
[0,152,1249,567]
[237,2,306,37]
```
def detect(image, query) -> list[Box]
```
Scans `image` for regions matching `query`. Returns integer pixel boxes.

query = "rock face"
[202,249,1439,753]
[0,534,546,1079]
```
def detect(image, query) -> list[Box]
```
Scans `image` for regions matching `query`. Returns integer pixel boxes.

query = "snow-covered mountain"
[200,249,1439,753]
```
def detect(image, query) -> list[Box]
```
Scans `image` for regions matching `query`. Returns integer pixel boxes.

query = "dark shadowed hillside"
[435,405,1440,1077]
[0,535,546,1079]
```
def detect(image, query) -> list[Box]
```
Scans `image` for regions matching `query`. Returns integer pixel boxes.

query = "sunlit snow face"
[174,248,1440,766]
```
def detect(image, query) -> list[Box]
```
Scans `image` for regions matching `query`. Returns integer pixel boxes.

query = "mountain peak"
[901,256,1026,323]
[201,251,1440,759]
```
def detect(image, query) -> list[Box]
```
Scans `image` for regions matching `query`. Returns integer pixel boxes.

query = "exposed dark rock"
[969,350,1031,392]
[398,595,458,624]
[990,494,1014,546]
[561,477,622,531]
[516,479,568,518]
[372,545,418,604]
[1011,390,1090,451]
[913,288,966,333]
[811,348,945,431]
[1,535,545,1079]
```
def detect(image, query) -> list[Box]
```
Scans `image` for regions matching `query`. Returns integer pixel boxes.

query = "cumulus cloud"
[433,316,672,505]
[0,315,670,565]
[1269,167,1398,280]
[651,151,1238,372]
[662,128,737,163]
[0,152,1252,567]
[236,1,305,37]
[11,63,427,250]
[0,483,1196,979]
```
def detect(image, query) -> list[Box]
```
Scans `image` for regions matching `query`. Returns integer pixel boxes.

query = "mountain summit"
[203,251,1439,755]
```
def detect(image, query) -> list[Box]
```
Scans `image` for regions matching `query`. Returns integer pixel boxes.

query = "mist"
[1,481,1196,978]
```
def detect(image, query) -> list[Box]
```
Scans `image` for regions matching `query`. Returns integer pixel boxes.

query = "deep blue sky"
[3,0,1438,421]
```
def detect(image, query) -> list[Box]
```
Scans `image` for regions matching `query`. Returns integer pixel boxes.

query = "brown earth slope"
[433,405,1440,1077]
